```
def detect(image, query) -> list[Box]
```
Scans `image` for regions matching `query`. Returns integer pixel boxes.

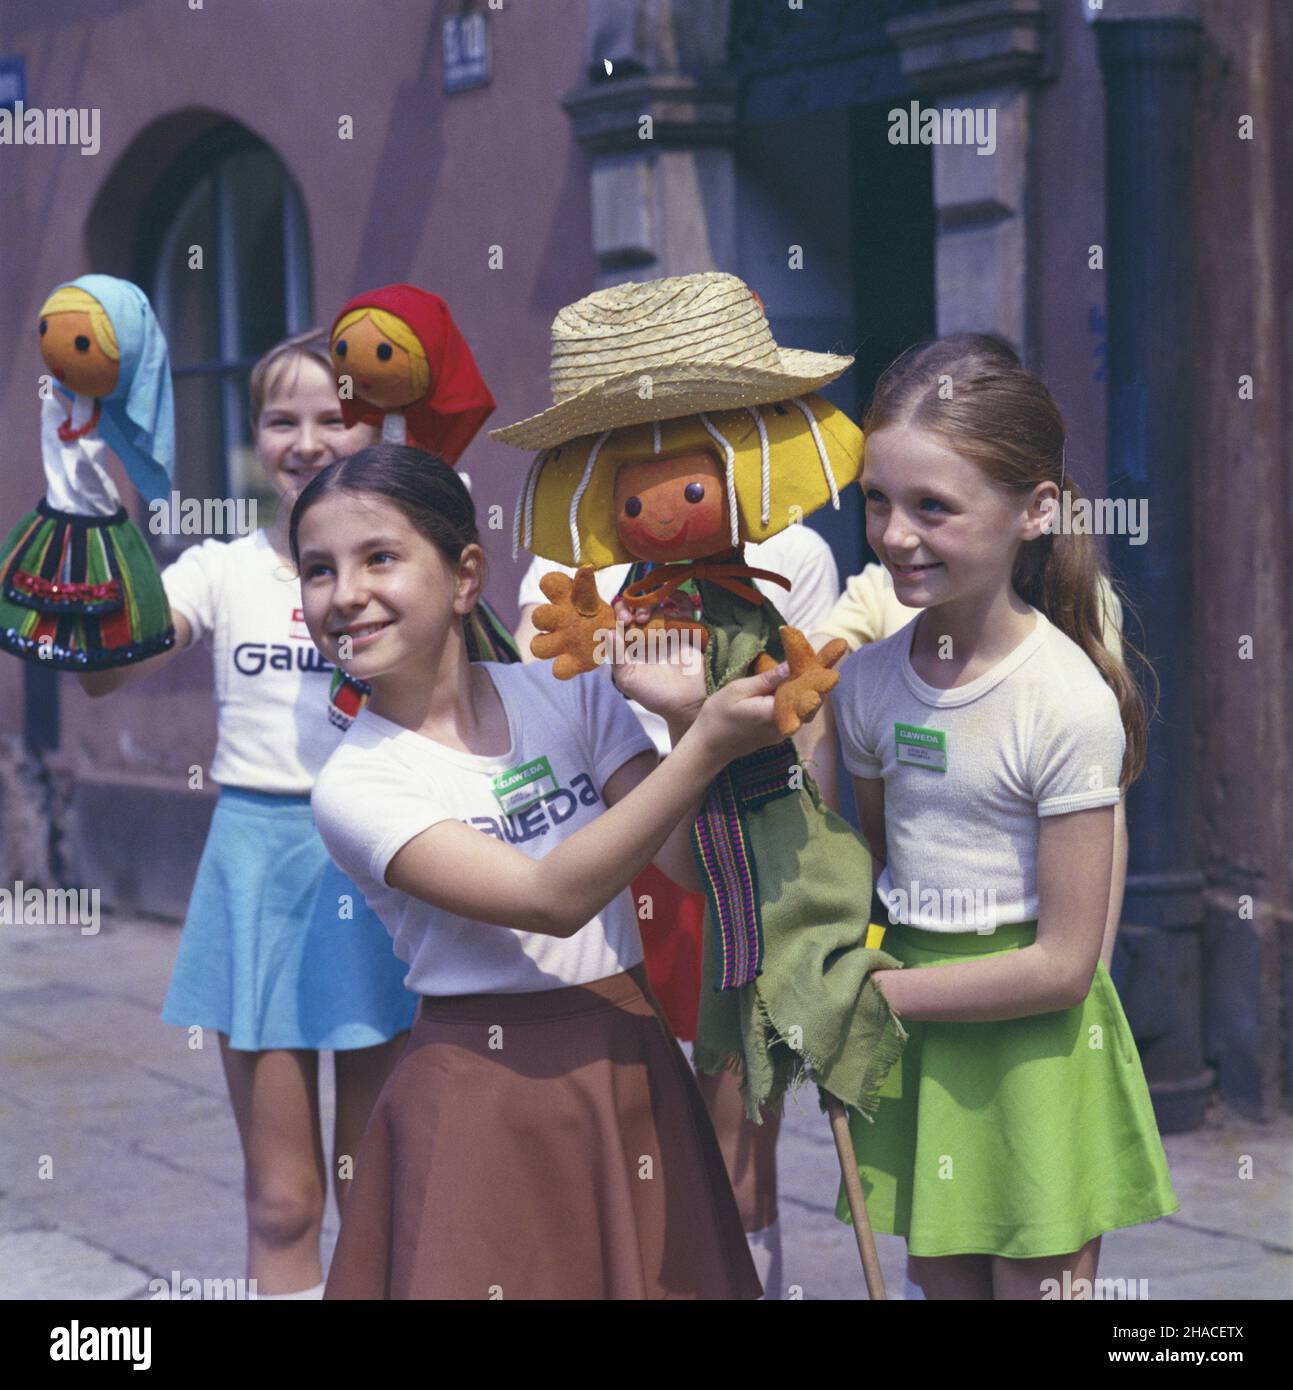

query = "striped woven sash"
[690,738,800,990]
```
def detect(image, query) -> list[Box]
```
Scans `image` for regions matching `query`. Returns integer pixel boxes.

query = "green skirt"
[835,922,1179,1259]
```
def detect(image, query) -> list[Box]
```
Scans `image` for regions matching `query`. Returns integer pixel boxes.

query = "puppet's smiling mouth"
[638,517,691,544]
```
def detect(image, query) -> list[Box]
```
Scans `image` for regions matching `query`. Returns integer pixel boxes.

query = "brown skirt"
[324,963,762,1300]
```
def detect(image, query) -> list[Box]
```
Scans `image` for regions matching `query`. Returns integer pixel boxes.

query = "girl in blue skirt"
[77,332,418,1297]
[831,334,1177,1299]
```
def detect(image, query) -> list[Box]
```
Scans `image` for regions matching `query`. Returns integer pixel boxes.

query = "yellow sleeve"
[811,563,888,650]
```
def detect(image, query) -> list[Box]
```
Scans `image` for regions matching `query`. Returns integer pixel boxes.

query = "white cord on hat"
[789,397,840,510]
[747,406,771,526]
[524,450,547,549]
[512,449,546,559]
[698,412,740,548]
[652,419,662,455]
[569,430,612,563]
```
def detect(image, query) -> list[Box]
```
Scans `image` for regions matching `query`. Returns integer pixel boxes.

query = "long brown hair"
[864,334,1150,787]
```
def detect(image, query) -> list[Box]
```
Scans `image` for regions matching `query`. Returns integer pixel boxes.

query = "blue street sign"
[443,12,491,93]
[0,56,25,111]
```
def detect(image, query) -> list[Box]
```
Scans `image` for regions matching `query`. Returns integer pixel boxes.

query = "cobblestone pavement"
[1,914,1289,1300]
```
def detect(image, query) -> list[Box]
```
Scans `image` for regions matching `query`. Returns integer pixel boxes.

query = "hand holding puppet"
[0,275,175,669]
[492,272,906,1127]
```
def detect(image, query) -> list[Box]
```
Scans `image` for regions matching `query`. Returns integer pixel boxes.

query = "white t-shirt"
[517,523,841,753]
[162,530,339,794]
[834,609,1124,931]
[311,661,655,996]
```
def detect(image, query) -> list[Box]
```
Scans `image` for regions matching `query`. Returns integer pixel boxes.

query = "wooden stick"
[825,1093,887,1299]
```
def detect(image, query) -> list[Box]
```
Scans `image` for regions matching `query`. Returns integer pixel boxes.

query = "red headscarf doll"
[329,285,494,463]
[324,286,515,731]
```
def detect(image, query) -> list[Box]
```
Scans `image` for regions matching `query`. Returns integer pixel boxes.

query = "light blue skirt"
[161,787,417,1051]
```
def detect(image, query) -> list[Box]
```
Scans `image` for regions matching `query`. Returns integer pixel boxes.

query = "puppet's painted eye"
[74,335,91,352]
[39,320,47,336]
[377,343,393,362]
[624,497,642,518]
[684,482,705,504]
[335,339,348,358]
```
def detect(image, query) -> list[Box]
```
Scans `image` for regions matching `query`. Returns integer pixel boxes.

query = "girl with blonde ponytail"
[829,334,1176,1299]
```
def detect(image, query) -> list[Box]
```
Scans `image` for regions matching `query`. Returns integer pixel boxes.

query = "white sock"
[253,1280,325,1300]
[746,1218,783,1300]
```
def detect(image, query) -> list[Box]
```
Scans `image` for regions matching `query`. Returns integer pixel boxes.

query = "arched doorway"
[132,121,313,549]
[730,1,938,582]
[88,114,313,553]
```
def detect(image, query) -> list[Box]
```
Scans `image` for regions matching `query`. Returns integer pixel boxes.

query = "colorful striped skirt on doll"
[0,500,174,669]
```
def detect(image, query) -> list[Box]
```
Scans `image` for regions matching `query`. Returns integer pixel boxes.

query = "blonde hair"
[865,334,1151,788]
[330,307,429,399]
[38,287,119,360]
[248,328,340,423]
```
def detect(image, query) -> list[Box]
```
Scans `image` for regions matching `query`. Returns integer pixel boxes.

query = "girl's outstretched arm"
[870,800,1114,1023]
[600,730,704,893]
[385,664,788,938]
[76,611,193,696]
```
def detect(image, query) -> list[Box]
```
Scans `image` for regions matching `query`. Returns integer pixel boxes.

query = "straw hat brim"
[490,348,853,450]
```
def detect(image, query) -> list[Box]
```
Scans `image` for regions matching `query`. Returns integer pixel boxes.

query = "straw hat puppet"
[0,275,176,670]
[492,273,906,1124]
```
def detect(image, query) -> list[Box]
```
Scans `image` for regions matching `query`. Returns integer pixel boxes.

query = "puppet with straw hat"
[493,272,906,1297]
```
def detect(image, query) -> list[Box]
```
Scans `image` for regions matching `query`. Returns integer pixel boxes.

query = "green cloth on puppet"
[688,576,908,1123]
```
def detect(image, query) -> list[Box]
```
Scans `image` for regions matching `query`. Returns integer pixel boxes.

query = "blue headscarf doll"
[0,274,177,669]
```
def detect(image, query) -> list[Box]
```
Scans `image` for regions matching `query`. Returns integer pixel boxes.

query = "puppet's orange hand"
[758,627,848,736]
[530,567,614,680]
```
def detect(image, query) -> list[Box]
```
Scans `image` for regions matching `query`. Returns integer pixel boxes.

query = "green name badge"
[492,755,558,815]
[895,722,947,773]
